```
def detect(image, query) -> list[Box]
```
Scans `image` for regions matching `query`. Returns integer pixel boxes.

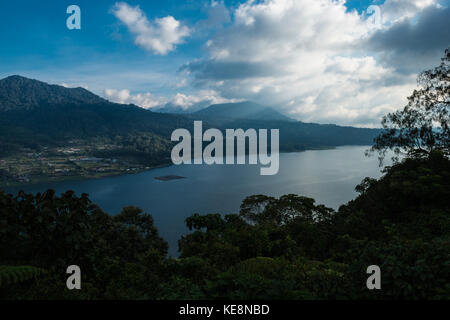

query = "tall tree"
[369,48,449,162]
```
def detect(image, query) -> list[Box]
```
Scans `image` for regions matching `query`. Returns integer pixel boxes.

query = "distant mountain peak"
[192,101,294,122]
[0,75,106,111]
[3,75,30,81]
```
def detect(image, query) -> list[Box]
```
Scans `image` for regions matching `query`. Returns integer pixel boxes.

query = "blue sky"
[1,1,274,92]
[0,0,448,126]
[0,0,379,92]
[1,1,209,94]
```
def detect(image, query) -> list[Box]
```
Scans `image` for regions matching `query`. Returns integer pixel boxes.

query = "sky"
[0,0,449,127]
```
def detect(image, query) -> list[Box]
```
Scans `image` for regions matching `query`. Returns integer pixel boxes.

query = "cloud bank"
[110,0,449,127]
[104,88,236,112]
[179,0,449,127]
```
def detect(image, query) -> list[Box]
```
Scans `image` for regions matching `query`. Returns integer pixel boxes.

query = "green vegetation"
[0,132,172,186]
[0,152,448,299]
[369,48,449,162]
[0,266,45,288]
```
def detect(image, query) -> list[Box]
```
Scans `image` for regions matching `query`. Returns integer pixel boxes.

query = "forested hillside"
[0,152,448,299]
[0,76,380,157]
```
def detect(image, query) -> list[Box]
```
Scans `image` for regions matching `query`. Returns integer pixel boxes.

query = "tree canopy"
[370,47,449,162]
[1,151,449,299]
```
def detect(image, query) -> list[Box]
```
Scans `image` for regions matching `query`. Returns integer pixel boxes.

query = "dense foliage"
[0,191,168,299]
[1,152,449,300]
[370,48,449,161]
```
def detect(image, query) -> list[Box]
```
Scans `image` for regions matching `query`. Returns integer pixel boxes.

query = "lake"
[5,146,385,256]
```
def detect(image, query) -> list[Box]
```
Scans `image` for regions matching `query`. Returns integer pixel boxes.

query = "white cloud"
[112,2,190,55]
[104,88,236,111]
[183,0,448,127]
[104,89,164,109]
[168,90,237,110]
[61,83,89,90]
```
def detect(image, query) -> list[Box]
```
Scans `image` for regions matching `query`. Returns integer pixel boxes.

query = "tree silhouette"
[369,47,449,162]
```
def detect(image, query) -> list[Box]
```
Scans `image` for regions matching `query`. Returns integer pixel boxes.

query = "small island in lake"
[154,175,186,181]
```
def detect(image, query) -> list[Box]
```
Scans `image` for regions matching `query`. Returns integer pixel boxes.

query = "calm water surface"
[6,146,385,256]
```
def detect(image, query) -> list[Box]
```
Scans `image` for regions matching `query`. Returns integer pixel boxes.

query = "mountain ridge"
[190,101,294,122]
[0,75,381,154]
[0,75,109,111]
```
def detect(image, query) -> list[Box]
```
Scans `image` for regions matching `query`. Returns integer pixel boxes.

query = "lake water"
[5,146,385,256]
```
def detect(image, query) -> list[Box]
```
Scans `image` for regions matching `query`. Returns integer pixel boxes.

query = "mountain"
[154,102,210,114]
[217,119,382,152]
[191,101,294,122]
[0,76,107,111]
[0,75,382,162]
[0,76,193,165]
[0,75,191,138]
[187,101,381,151]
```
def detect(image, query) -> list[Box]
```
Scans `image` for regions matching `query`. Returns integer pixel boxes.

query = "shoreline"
[0,162,173,190]
[0,145,370,189]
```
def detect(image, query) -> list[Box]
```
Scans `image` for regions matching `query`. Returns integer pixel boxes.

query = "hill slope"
[0,76,191,142]
[0,75,106,111]
[0,76,192,176]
